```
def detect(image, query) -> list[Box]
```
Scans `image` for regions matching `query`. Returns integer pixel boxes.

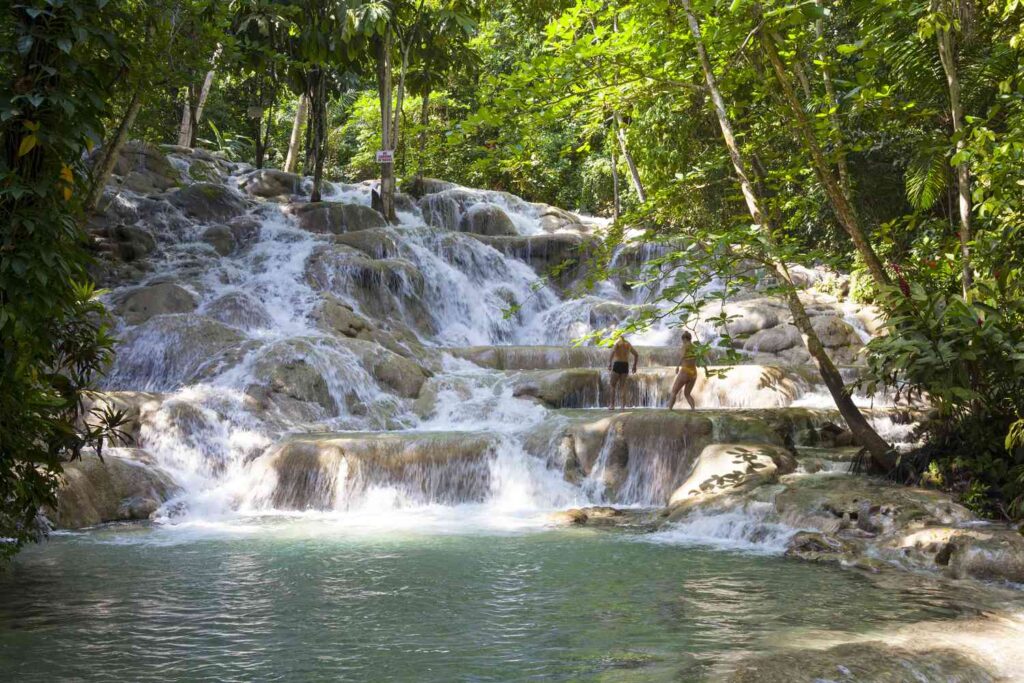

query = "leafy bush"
[862,273,1024,517]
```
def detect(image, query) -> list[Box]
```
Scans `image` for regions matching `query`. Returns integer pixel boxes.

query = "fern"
[905,144,950,211]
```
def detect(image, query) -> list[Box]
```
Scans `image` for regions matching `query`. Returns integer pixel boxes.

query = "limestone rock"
[200,225,237,256]
[168,183,249,222]
[459,203,518,236]
[107,141,182,195]
[942,527,1024,584]
[668,443,796,506]
[744,324,802,354]
[203,291,273,330]
[549,508,589,526]
[226,216,262,249]
[470,233,595,280]
[286,201,387,234]
[105,225,157,262]
[534,204,584,233]
[810,314,862,348]
[250,432,496,510]
[334,228,399,259]
[774,474,974,535]
[264,358,338,413]
[402,176,458,198]
[239,169,304,198]
[419,192,461,230]
[49,451,178,528]
[107,315,246,390]
[79,391,163,445]
[114,282,197,325]
[725,642,996,683]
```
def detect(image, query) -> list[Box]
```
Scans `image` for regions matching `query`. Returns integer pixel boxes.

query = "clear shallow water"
[0,523,974,682]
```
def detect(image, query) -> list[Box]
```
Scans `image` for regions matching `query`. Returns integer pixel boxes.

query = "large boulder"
[285,201,388,234]
[305,244,432,336]
[79,391,164,445]
[725,642,996,683]
[339,337,430,398]
[401,176,458,198]
[238,169,304,198]
[334,228,400,259]
[743,324,802,354]
[312,294,425,362]
[168,183,249,222]
[534,204,585,233]
[203,291,273,330]
[419,192,461,231]
[49,450,178,528]
[114,282,198,325]
[470,233,595,280]
[107,141,182,195]
[810,314,862,348]
[200,225,237,256]
[261,357,338,413]
[106,315,246,391]
[668,443,796,506]
[774,474,974,535]
[459,203,518,237]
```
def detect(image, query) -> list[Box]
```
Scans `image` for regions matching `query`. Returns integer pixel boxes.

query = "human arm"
[630,345,639,373]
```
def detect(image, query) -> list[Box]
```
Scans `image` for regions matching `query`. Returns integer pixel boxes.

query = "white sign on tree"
[376,150,394,164]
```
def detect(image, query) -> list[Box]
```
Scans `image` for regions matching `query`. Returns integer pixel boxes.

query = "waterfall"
[95,162,904,535]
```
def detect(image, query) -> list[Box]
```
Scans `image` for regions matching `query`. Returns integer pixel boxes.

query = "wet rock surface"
[722,641,996,683]
[50,451,178,528]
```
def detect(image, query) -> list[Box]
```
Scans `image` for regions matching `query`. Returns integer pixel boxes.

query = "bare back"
[611,339,634,362]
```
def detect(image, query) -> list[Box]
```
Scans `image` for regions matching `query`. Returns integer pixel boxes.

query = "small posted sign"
[375,150,394,164]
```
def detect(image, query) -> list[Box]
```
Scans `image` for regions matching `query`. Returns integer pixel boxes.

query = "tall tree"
[681,0,896,471]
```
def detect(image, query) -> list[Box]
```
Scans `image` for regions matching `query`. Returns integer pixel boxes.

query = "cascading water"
[96,160,905,543]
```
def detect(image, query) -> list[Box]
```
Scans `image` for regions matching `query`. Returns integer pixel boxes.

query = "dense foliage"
[2,0,1024,558]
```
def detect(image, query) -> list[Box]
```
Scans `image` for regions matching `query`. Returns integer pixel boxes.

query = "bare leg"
[684,376,697,410]
[609,374,618,410]
[668,373,684,410]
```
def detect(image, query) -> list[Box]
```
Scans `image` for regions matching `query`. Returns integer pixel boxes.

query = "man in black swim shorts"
[607,335,639,410]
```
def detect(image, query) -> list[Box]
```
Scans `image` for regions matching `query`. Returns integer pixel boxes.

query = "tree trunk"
[759,30,891,290]
[375,32,397,223]
[814,0,852,199]
[309,70,328,202]
[176,90,192,149]
[610,127,621,221]
[613,111,646,203]
[189,64,217,147]
[284,94,308,174]
[177,46,222,148]
[934,4,973,296]
[417,90,430,179]
[87,89,142,212]
[682,0,896,472]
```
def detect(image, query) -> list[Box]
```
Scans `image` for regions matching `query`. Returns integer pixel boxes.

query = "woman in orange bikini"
[668,331,697,410]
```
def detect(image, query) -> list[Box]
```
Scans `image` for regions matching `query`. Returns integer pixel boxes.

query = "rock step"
[444,345,713,370]
[245,431,501,511]
[508,365,826,411]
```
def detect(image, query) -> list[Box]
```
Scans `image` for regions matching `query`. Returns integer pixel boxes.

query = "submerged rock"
[49,451,178,528]
[724,641,996,683]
